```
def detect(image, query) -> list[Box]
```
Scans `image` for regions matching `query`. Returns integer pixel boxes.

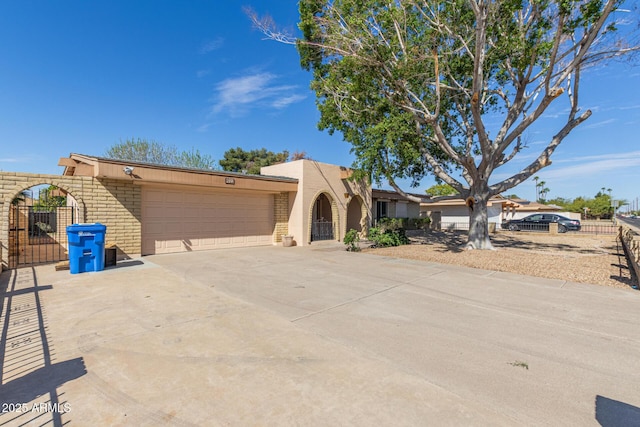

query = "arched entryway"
[309,192,338,242]
[346,195,367,234]
[4,183,84,269]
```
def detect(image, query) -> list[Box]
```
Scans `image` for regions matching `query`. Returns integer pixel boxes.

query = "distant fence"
[439,222,470,231]
[619,224,640,288]
[578,224,617,235]
[436,222,616,235]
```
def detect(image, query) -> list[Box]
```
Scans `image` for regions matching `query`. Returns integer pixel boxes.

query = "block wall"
[272,192,289,243]
[0,172,141,269]
[83,178,142,258]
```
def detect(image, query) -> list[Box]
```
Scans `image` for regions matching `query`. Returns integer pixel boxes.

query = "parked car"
[502,214,581,233]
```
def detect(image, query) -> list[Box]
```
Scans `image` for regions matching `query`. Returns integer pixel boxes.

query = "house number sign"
[225,177,235,185]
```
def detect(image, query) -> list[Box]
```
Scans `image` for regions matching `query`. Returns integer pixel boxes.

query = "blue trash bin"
[67,223,107,274]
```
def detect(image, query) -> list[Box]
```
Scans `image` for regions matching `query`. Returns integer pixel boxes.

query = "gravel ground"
[363,230,638,290]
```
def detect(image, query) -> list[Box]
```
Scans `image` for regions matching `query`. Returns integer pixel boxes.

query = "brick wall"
[0,172,141,269]
[83,178,142,258]
[273,192,289,242]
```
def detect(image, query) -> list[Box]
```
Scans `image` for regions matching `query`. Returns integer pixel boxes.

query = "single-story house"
[419,196,513,230]
[371,189,423,223]
[0,155,372,269]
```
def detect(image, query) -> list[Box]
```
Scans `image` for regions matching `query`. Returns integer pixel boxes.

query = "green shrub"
[409,217,431,230]
[368,225,409,247]
[344,228,361,252]
[377,217,404,231]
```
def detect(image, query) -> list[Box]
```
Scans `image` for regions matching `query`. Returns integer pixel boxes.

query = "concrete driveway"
[1,243,639,426]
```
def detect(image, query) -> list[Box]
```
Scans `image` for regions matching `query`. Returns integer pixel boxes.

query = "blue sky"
[0,1,638,206]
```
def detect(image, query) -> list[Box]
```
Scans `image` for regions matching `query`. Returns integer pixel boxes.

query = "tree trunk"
[466,194,494,250]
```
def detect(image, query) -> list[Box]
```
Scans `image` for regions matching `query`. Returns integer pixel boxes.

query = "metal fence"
[312,220,334,241]
[577,224,617,235]
[439,222,470,231]
[437,222,617,235]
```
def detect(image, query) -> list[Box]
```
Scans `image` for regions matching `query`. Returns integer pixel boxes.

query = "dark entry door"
[311,193,334,241]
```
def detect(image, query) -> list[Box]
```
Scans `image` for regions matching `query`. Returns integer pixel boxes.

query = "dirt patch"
[362,231,637,289]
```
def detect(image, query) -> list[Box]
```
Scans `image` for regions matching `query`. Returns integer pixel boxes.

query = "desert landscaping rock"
[364,230,637,289]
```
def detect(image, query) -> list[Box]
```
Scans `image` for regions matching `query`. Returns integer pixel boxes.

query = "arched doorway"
[346,195,367,234]
[6,184,80,268]
[310,192,336,241]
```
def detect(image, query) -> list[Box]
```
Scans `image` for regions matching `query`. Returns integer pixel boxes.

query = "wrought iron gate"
[9,205,77,268]
[311,220,334,241]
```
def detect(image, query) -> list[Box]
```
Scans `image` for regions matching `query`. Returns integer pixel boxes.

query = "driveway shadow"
[595,395,640,426]
[0,268,86,426]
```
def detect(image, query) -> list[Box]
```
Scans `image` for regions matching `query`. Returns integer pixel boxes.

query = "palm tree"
[536,180,547,202]
[539,187,550,202]
[533,176,540,201]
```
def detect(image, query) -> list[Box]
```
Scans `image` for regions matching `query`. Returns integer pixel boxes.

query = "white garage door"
[142,186,274,255]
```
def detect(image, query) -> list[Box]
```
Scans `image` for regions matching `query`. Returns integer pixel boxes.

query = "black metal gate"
[9,205,77,268]
[312,220,334,241]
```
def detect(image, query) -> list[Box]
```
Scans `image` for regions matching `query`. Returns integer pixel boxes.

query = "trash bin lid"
[67,223,107,232]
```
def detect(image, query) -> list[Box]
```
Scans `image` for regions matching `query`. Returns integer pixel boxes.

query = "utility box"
[104,244,117,268]
[67,223,107,274]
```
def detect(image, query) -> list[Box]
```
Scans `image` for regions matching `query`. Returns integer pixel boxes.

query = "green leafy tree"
[33,186,66,211]
[249,0,638,249]
[177,148,218,170]
[546,197,571,207]
[106,138,178,164]
[588,191,612,218]
[219,147,289,175]
[426,183,458,197]
[503,194,521,200]
[105,138,216,170]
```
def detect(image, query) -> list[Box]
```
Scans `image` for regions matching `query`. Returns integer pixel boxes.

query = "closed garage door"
[142,186,274,255]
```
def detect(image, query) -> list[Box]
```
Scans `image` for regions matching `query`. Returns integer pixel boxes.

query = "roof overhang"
[59,153,298,193]
[372,189,427,202]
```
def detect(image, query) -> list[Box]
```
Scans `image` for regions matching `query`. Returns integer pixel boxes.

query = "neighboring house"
[371,189,423,223]
[417,196,580,230]
[420,196,511,230]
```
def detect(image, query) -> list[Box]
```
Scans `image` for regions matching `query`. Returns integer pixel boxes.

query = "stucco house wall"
[262,160,371,245]
[371,189,422,224]
[421,201,505,229]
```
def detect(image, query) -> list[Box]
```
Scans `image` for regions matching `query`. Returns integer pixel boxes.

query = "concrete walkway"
[1,243,639,426]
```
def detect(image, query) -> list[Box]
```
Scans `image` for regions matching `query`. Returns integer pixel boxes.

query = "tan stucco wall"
[262,160,372,245]
[0,172,141,269]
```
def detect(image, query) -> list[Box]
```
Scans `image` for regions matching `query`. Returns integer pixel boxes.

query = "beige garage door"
[142,186,274,255]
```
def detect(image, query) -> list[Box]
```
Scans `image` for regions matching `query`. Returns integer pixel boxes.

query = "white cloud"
[210,72,306,117]
[619,104,640,111]
[540,151,640,180]
[199,37,224,54]
[0,158,19,162]
[490,150,640,186]
[272,94,307,109]
[582,118,616,129]
[196,69,211,78]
